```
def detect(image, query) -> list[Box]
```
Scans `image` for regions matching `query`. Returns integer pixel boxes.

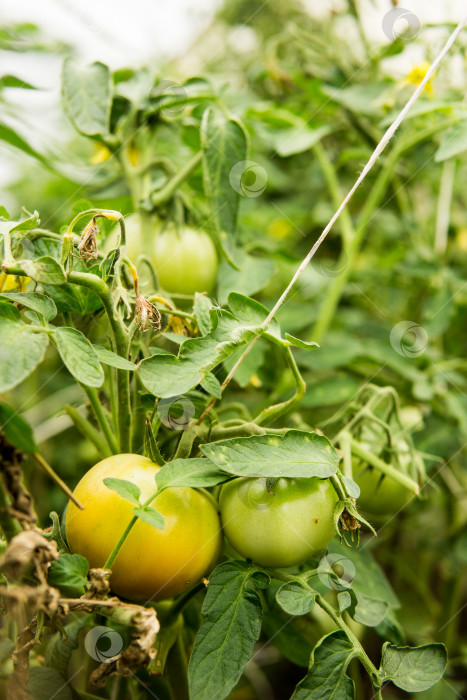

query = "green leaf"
[103,477,141,505]
[48,553,89,597]
[0,402,36,452]
[0,291,57,321]
[379,643,447,692]
[194,293,213,335]
[326,541,400,611]
[262,609,313,668]
[348,592,388,627]
[45,617,90,678]
[92,344,136,370]
[218,251,274,304]
[188,562,268,700]
[28,667,73,700]
[0,316,48,393]
[144,419,165,466]
[227,292,313,349]
[200,372,222,398]
[0,75,38,89]
[435,122,467,162]
[341,475,360,499]
[20,256,66,285]
[133,505,165,530]
[291,631,355,700]
[54,327,104,387]
[323,82,388,115]
[276,581,316,616]
[223,340,265,388]
[0,122,49,166]
[62,59,112,138]
[285,333,319,350]
[202,430,339,478]
[154,457,227,492]
[0,211,40,235]
[201,108,248,242]
[273,125,331,157]
[138,308,263,398]
[0,300,20,321]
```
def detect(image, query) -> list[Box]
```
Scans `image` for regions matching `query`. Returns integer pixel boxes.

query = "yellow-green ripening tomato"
[153,225,218,295]
[353,458,414,518]
[66,454,222,601]
[219,477,338,568]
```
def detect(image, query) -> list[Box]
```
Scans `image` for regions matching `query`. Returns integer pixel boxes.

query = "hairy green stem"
[64,404,111,458]
[104,488,159,568]
[151,151,203,207]
[67,271,132,452]
[254,347,306,426]
[350,438,419,494]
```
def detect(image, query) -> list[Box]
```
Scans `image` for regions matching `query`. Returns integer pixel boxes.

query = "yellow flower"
[90,145,112,164]
[400,61,435,98]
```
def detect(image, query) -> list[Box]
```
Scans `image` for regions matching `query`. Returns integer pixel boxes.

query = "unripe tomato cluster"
[67,456,340,600]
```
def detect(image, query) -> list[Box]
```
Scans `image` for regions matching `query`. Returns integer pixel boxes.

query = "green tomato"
[153,225,218,295]
[353,458,414,517]
[219,477,338,568]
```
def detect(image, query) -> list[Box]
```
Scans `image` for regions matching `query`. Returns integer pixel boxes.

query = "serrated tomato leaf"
[54,327,104,387]
[0,317,48,393]
[379,643,447,692]
[291,631,356,700]
[48,553,89,597]
[155,457,228,493]
[202,430,339,478]
[188,562,269,700]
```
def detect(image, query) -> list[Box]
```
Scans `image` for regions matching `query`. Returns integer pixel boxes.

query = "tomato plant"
[0,4,466,700]
[66,453,222,600]
[219,476,338,567]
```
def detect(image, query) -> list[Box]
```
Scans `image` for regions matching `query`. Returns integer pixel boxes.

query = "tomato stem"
[311,119,457,343]
[104,489,159,569]
[81,386,118,455]
[254,347,306,426]
[350,438,419,495]
[151,151,202,208]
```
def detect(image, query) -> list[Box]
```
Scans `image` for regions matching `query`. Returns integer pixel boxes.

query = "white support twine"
[264,13,467,326]
[221,14,467,393]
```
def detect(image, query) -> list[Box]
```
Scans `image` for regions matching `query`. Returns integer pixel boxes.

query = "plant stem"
[104,488,160,568]
[33,453,84,509]
[350,438,419,494]
[82,386,118,454]
[151,152,202,207]
[311,119,457,342]
[64,403,111,458]
[254,347,306,426]
[67,271,132,453]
